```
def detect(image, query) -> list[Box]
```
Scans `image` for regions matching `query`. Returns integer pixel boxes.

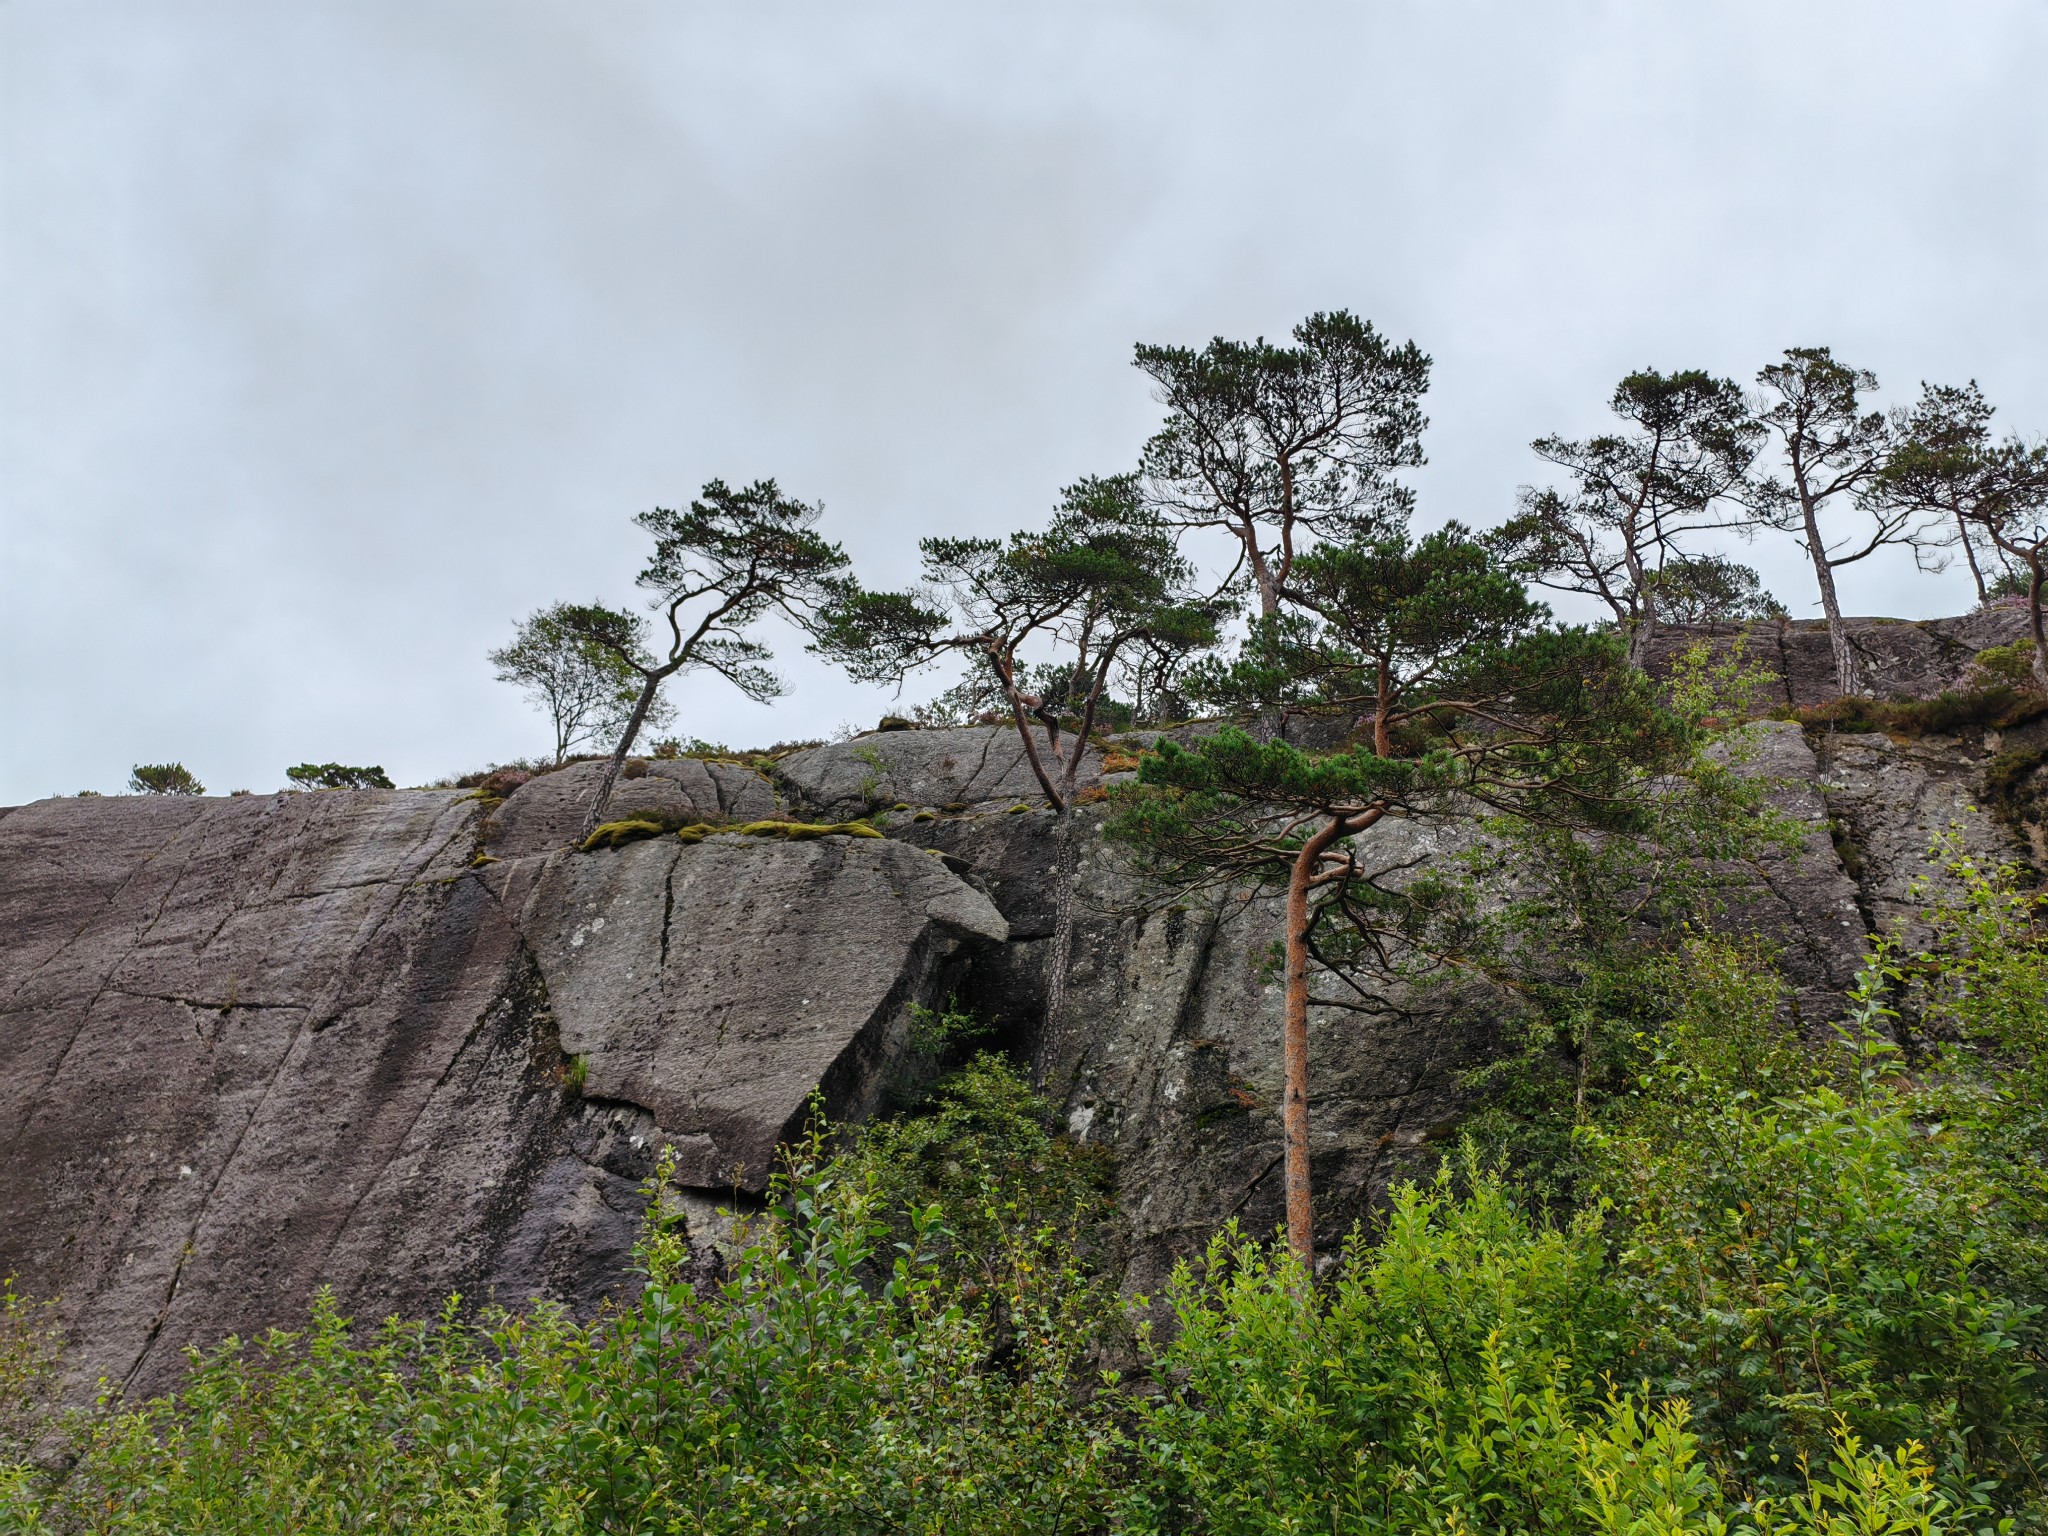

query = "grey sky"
[4,3,2045,801]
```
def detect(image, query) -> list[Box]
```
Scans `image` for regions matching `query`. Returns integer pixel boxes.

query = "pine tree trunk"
[1959,513,1990,607]
[1035,805,1082,1093]
[578,676,661,845]
[2030,560,2048,693]
[1624,544,1656,671]
[1281,819,1344,1269]
[1626,612,1657,671]
[1804,512,1858,696]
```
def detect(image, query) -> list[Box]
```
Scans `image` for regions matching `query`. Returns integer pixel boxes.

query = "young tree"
[129,762,205,795]
[489,600,670,764]
[1875,384,2012,606]
[1112,550,1688,1264]
[818,476,1224,1086]
[1875,383,2048,671]
[1746,348,1934,696]
[1135,311,1431,619]
[1495,369,1760,667]
[1114,606,1687,1269]
[558,479,851,841]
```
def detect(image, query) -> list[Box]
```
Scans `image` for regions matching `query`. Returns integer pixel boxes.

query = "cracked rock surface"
[0,787,1002,1395]
[1642,611,2031,709]
[805,715,2039,1287]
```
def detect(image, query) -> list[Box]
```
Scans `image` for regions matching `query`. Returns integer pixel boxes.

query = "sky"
[4,3,2046,800]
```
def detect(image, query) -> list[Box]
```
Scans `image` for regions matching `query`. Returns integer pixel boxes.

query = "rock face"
[845,722,1879,1285]
[1641,610,2032,707]
[491,833,1005,1189]
[0,780,1002,1395]
[777,725,1109,819]
[8,615,2048,1395]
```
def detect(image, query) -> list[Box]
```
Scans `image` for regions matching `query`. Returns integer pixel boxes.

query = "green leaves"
[491,600,669,762]
[284,763,395,791]
[127,761,205,795]
[1500,366,1760,658]
[1135,310,1432,614]
[815,472,1223,741]
[634,478,850,615]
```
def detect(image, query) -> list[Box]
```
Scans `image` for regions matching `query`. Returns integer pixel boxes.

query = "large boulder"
[1810,728,2034,942]
[486,757,781,857]
[489,832,1006,1190]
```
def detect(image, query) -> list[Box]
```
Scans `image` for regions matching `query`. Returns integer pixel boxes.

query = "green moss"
[913,810,938,822]
[580,819,668,851]
[1988,746,2048,800]
[731,819,883,840]
[1985,747,2048,841]
[1007,803,1032,815]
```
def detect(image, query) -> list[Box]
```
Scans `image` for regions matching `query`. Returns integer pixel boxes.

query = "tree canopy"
[1135,310,1430,618]
[558,478,851,839]
[818,475,1224,1079]
[1497,368,1759,666]
[128,762,204,796]
[489,601,667,764]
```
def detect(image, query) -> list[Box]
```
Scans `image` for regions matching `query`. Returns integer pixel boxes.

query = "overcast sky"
[4,3,2046,800]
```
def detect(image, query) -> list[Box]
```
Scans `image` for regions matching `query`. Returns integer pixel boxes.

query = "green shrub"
[1785,687,2048,740]
[285,763,395,791]
[1972,640,2040,690]
[127,762,204,796]
[1587,944,2044,1508]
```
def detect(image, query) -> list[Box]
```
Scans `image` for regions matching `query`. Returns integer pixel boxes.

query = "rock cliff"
[0,772,1002,1394]
[5,614,2046,1393]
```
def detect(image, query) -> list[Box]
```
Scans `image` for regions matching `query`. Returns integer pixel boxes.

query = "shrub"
[1972,639,2041,691]
[127,762,203,795]
[1587,947,2044,1508]
[285,762,395,791]
[1785,687,2048,740]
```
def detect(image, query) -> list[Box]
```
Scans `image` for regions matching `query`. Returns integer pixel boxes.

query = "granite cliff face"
[5,612,2046,1393]
[0,769,1003,1394]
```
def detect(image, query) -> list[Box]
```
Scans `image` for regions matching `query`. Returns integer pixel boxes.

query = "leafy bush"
[1971,640,2041,691]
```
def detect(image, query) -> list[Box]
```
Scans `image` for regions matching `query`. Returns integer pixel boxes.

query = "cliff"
[5,612,2045,1394]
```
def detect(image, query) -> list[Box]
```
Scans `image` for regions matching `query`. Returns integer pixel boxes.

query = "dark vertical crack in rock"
[659,853,677,970]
